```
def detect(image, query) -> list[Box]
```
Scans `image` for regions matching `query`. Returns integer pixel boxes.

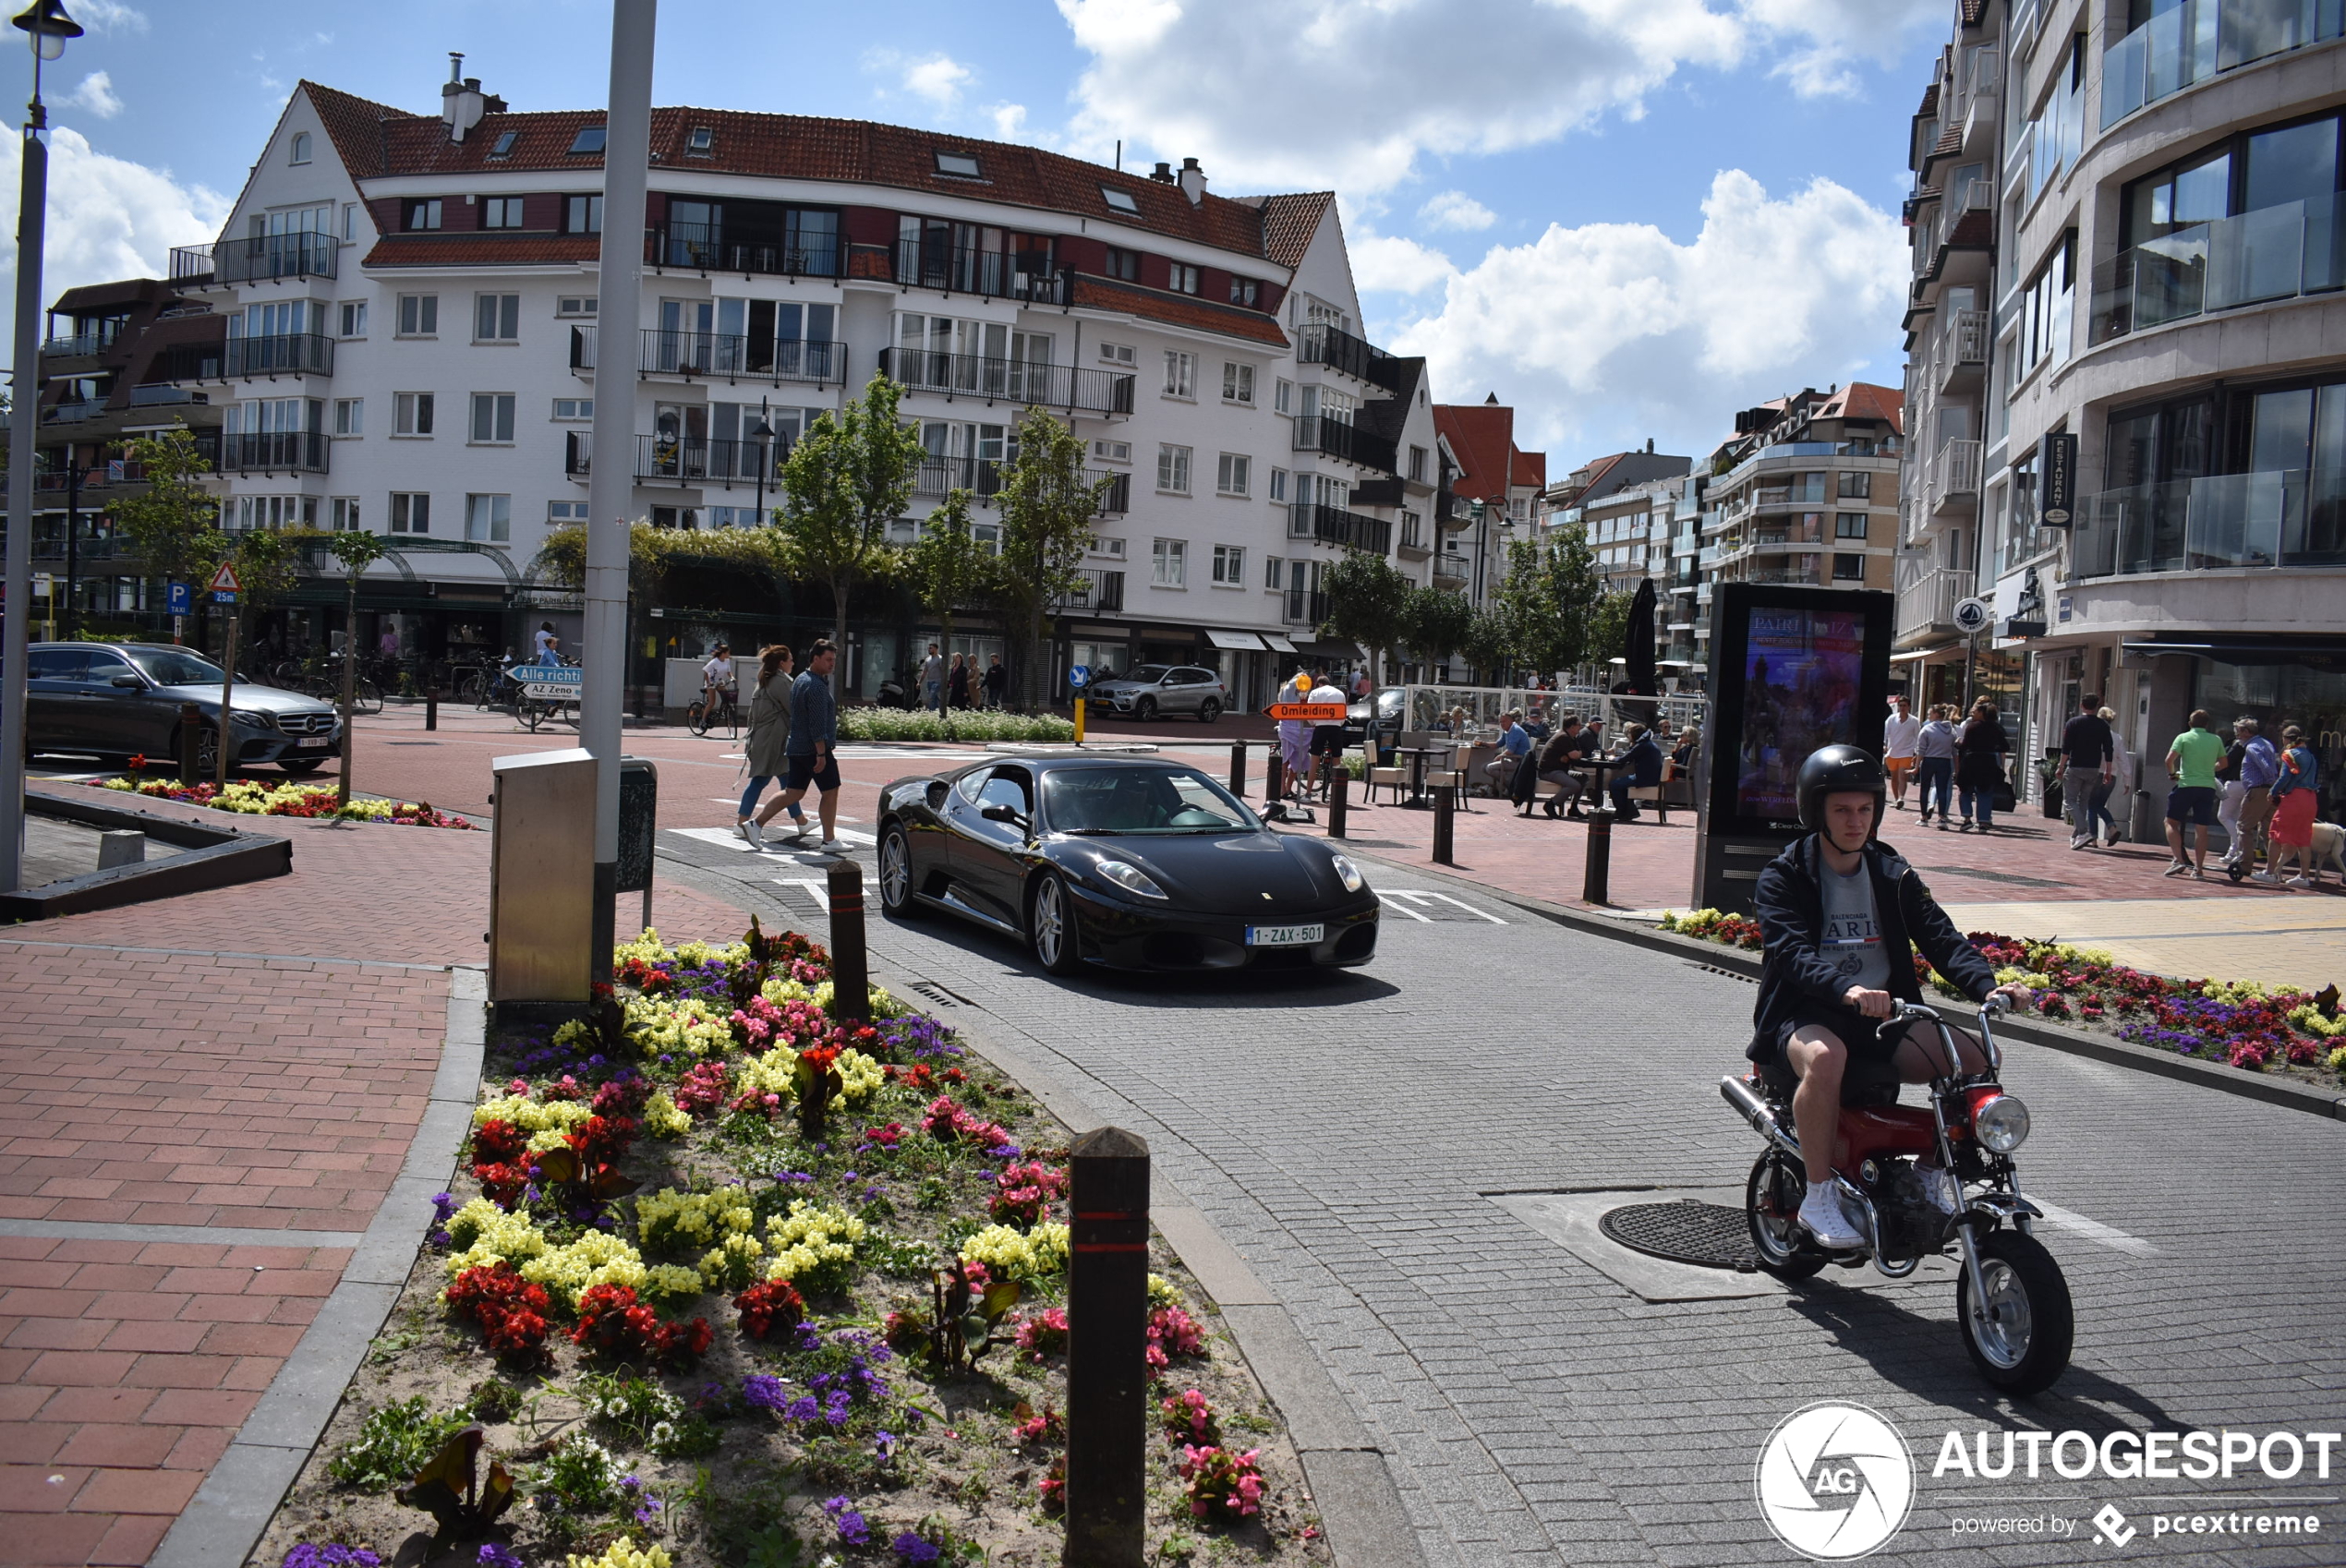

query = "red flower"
[732,1278,806,1341]
[446,1262,551,1354]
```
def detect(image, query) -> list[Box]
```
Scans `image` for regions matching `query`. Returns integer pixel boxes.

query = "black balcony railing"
[570,324,596,371]
[1294,501,1391,553]
[877,347,1134,416]
[912,454,1006,500]
[1296,321,1407,395]
[1283,586,1330,626]
[1056,567,1125,613]
[41,330,121,358]
[182,233,339,285]
[224,332,335,379]
[565,431,593,478]
[220,431,329,474]
[634,434,790,487]
[639,330,847,387]
[1092,470,1131,516]
[1292,414,1398,474]
[648,221,842,279]
[167,245,214,285]
[891,240,1070,305]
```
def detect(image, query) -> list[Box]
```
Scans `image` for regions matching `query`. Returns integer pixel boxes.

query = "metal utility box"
[490,748,598,1005]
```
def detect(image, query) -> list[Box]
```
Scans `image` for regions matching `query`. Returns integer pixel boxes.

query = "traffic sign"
[513,662,584,701]
[165,581,191,616]
[1952,597,1990,634]
[1267,702,1348,722]
[208,561,242,595]
[1069,664,1090,689]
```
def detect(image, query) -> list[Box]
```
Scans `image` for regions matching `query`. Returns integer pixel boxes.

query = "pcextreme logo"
[1756,1402,1917,1560]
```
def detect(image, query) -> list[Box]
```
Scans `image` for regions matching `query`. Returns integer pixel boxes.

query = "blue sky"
[13,0,1949,467]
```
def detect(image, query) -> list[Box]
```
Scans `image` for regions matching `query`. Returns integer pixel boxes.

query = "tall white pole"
[0,71,51,893]
[583,0,654,972]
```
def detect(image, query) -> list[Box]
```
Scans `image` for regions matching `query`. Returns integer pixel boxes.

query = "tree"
[1587,589,1636,684]
[1317,550,1412,684]
[1494,525,1605,681]
[905,488,995,706]
[775,375,925,662]
[327,532,389,806]
[1400,585,1473,677]
[1459,607,1514,685]
[993,408,1106,709]
[113,425,223,638]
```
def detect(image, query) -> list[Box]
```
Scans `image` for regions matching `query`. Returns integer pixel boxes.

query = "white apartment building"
[156,66,1448,705]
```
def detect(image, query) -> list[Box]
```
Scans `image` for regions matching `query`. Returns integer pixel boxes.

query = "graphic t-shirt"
[1821,862,1893,995]
[2169,728,2224,790]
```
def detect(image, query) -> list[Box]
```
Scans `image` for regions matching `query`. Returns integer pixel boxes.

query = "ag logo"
[1755,1401,1915,1560]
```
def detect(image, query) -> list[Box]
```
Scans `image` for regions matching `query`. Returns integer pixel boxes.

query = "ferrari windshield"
[127,648,227,685]
[1042,766,1260,835]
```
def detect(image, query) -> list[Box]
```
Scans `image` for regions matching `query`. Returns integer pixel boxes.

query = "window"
[390,492,430,534]
[935,151,982,178]
[1835,512,1869,540]
[569,126,607,155]
[1832,552,1866,581]
[1401,511,1422,549]
[2011,233,2076,387]
[1091,536,1127,559]
[553,397,593,420]
[1264,554,1285,589]
[1274,379,1293,415]
[1211,544,1246,585]
[490,130,517,159]
[687,126,714,155]
[1169,263,1200,295]
[469,393,516,443]
[290,131,311,165]
[1222,362,1254,404]
[1409,445,1428,482]
[1162,351,1195,398]
[405,199,442,231]
[564,195,603,234]
[388,393,433,438]
[466,493,512,543]
[338,300,367,338]
[482,196,525,230]
[1103,246,1139,282]
[1268,467,1288,502]
[1102,186,1140,216]
[550,501,589,523]
[1837,470,1872,500]
[333,398,363,436]
[330,498,360,532]
[1228,275,1259,308]
[344,202,359,241]
[1098,342,1135,368]
[1157,444,1192,494]
[1215,453,1251,495]
[1092,438,1131,464]
[1152,537,1187,587]
[557,296,597,318]
[396,295,438,336]
[475,294,520,342]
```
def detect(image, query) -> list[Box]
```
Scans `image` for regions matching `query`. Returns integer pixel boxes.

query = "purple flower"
[875,1430,897,1460]
[429,1192,458,1224]
[823,1495,871,1547]
[893,1531,943,1563]
[776,1170,815,1184]
[477,1546,524,1568]
[282,1548,382,1568]
[741,1374,789,1413]
[785,1394,820,1425]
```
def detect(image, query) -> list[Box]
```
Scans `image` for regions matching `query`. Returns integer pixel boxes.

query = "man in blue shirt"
[1606,723,1665,819]
[1484,710,1532,795]
[2226,716,2280,874]
[772,639,846,851]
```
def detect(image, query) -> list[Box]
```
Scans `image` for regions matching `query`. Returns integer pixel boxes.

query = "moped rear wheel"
[1956,1227,2073,1396]
[1746,1150,1826,1281]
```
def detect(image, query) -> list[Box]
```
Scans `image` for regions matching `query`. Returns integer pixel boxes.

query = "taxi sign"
[166,581,192,616]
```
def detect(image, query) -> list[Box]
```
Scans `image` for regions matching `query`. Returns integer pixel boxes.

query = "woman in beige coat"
[737,645,806,848]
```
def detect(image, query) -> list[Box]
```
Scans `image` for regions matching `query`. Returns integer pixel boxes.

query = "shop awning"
[1205,629,1267,651]
[1261,633,1300,654]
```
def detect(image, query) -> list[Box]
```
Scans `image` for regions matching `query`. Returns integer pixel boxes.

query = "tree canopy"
[775,375,925,655]
[992,408,1105,708]
[1318,550,1412,683]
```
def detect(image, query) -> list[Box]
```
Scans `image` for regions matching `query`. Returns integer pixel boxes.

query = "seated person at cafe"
[1484,710,1532,793]
[1607,722,1665,820]
[1517,714,1595,818]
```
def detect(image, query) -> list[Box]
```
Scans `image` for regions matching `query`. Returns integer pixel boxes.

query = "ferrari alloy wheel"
[878,825,922,919]
[1029,873,1083,975]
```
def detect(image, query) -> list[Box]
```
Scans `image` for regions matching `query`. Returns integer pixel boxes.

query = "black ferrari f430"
[874,754,1379,974]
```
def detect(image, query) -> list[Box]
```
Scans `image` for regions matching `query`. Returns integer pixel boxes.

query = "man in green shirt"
[2163,708,2226,878]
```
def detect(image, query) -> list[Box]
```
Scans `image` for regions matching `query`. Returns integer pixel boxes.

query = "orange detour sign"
[1267,703,1346,722]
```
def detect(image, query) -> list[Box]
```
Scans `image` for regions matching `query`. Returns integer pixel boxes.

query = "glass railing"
[2101,0,2346,131]
[2072,467,2346,576]
[2089,192,2346,344]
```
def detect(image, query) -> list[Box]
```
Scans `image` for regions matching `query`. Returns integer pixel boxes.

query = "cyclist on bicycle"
[1750,744,2030,1248]
[701,644,738,721]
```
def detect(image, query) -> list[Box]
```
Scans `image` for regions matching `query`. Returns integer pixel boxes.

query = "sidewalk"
[0,794,744,1567]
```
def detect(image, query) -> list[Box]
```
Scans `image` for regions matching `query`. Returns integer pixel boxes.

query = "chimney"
[1645,438,1654,453]
[441,53,488,143]
[1151,161,1175,184]
[1178,155,1206,206]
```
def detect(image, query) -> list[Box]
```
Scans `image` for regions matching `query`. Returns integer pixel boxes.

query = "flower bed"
[254,922,1327,1567]
[1657,909,2346,1082]
[835,707,1074,744]
[97,776,473,828]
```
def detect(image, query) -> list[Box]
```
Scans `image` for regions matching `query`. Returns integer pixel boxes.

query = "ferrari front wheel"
[1029,873,1084,975]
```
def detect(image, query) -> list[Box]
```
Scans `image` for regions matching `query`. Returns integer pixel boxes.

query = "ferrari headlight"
[1093,860,1167,899]
[1974,1094,2030,1154]
[1328,853,1365,894]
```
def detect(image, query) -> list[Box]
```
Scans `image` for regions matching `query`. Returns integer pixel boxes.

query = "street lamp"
[748,403,775,527]
[0,0,83,894]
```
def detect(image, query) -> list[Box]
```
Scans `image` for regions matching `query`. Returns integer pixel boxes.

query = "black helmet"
[1796,744,1886,834]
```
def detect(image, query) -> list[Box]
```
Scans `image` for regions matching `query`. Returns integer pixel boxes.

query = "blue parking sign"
[166,581,191,616]
[1070,664,1090,689]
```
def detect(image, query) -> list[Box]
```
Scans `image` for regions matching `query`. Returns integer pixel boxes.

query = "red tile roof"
[1813,380,1905,433]
[302,82,1312,268]
[361,234,605,269]
[1434,404,1516,502]
[1516,450,1546,489]
[1069,276,1291,347]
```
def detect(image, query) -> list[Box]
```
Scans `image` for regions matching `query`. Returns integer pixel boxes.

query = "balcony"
[1930,439,1980,516]
[1432,557,1469,588]
[912,454,1004,500]
[213,332,334,380]
[1937,308,1989,392]
[630,434,789,488]
[1291,414,1398,474]
[877,347,1133,416]
[2089,193,2346,346]
[1056,567,1126,613]
[1291,501,1391,553]
[891,240,1070,305]
[2072,467,2346,578]
[1894,567,1968,643]
[176,233,340,286]
[564,431,593,480]
[570,325,596,375]
[219,431,329,475]
[1092,470,1131,517]
[41,329,122,359]
[2100,0,2345,132]
[638,330,848,388]
[1296,322,1408,396]
[1283,586,1329,626]
[648,221,842,280]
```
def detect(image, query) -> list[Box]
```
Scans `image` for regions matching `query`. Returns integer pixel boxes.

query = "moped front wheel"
[1956,1227,2073,1396]
[1745,1150,1826,1281]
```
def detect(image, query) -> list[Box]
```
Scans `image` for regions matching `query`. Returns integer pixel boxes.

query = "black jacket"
[1747,834,2000,1061]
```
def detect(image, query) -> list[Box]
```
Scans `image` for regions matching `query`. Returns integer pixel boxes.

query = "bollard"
[1582,808,1613,904]
[1327,767,1348,838]
[1064,1126,1150,1568]
[425,689,439,731]
[1264,749,1284,805]
[826,859,870,1022]
[179,703,202,786]
[1228,740,1246,798]
[1433,780,1454,864]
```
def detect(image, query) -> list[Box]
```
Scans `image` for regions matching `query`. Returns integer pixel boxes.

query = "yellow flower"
[762,1200,864,1290]
[520,1230,649,1310]
[643,1090,692,1139]
[613,929,671,969]
[472,1095,595,1136]
[642,1264,707,1304]
[566,1544,672,1568]
[623,995,732,1060]
[635,1188,756,1255]
[959,1220,1070,1282]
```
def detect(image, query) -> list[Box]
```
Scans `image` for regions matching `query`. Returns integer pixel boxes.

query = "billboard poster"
[1734,605,1867,824]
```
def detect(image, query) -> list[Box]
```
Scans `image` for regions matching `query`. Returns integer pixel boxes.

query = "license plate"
[1246,923,1324,947]
[296,736,332,749]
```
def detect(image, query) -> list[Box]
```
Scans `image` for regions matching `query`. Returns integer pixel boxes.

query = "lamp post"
[0,0,84,895]
[749,402,775,526]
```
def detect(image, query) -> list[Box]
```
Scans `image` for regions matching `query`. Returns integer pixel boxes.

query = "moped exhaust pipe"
[1720,1075,1801,1159]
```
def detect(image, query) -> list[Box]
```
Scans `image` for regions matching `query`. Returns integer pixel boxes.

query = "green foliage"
[531,518,780,597]
[1317,550,1412,681]
[1587,587,1635,675]
[112,424,221,588]
[1495,525,1605,680]
[994,408,1107,708]
[1401,585,1473,669]
[835,706,1072,742]
[529,1433,625,1518]
[1458,607,1515,683]
[777,375,926,651]
[906,489,996,659]
[229,524,305,617]
[328,1396,469,1490]
[463,1380,523,1425]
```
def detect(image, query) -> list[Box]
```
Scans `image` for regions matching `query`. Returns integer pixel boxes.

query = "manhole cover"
[1597,1200,1759,1272]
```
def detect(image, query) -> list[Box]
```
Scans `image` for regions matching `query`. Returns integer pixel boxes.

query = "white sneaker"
[2285,875,2316,888]
[1917,1164,1961,1216]
[737,817,763,850]
[818,838,850,853]
[1797,1187,1866,1249]
[2252,871,2280,884]
[787,815,812,841]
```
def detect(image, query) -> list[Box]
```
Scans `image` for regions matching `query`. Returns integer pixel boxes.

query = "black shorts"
[1310,726,1347,756]
[785,753,841,792]
[1772,1013,1915,1067]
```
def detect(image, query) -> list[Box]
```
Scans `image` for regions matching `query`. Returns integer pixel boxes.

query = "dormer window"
[490,129,517,159]
[935,151,982,178]
[1102,186,1140,216]
[687,126,714,155]
[568,126,607,155]
[289,132,311,165]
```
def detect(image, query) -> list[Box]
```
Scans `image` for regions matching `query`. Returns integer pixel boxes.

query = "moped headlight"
[1093,860,1167,899]
[1974,1094,2030,1154]
[1328,853,1365,894]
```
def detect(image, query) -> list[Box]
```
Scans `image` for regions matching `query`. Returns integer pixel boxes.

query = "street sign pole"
[216,603,238,788]
[0,72,52,894]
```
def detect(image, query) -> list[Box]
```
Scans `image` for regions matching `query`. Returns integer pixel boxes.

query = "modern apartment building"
[1699,383,1905,606]
[146,64,1448,703]
[1901,0,2346,815]
[1431,396,1546,604]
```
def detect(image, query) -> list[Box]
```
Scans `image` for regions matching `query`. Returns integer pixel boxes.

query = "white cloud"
[989,103,1031,141]
[67,0,146,33]
[62,70,122,120]
[1352,233,1457,295]
[1388,170,1906,458]
[863,49,975,112]
[1739,0,1943,98]
[1419,190,1496,232]
[0,127,230,302]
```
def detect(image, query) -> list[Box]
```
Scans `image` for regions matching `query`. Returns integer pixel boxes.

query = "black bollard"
[179,703,202,785]
[425,689,440,731]
[1264,749,1284,804]
[1583,808,1613,905]
[1433,780,1454,864]
[1064,1126,1150,1568]
[1228,740,1246,798]
[826,859,870,1021]
[1327,767,1348,838]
